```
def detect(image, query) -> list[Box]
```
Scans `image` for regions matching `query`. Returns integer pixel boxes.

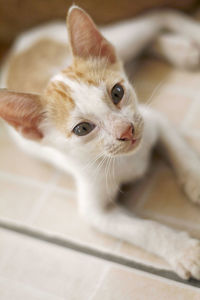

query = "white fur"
[1,7,200,280]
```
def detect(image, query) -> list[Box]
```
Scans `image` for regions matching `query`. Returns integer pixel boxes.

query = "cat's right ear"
[0,89,45,141]
[67,5,117,64]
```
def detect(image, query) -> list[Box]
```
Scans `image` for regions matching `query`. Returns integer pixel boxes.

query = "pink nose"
[118,124,134,141]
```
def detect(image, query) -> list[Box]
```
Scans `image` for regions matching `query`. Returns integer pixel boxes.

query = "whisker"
[143,79,166,108]
[93,155,107,182]
[82,151,105,171]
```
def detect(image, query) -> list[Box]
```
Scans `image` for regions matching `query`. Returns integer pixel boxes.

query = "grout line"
[0,170,45,190]
[26,171,61,225]
[0,246,15,272]
[88,239,124,300]
[88,265,110,300]
[0,276,65,300]
[0,169,76,197]
[0,219,199,289]
[113,260,200,293]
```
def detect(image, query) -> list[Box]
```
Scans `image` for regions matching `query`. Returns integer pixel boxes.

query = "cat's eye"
[73,122,95,136]
[111,84,124,105]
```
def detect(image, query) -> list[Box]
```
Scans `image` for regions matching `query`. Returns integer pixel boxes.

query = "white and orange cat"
[0,6,200,279]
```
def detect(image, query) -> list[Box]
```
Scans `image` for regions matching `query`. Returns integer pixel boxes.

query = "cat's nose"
[117,123,134,141]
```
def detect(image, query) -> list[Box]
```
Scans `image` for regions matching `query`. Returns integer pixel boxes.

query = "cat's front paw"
[170,239,200,280]
[182,168,200,204]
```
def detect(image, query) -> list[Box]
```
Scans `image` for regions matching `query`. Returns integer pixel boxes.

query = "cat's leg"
[78,180,200,279]
[161,10,200,45]
[149,33,200,70]
[102,14,162,62]
[140,105,200,205]
[102,10,200,63]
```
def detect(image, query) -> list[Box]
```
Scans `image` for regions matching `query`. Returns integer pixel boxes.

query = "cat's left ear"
[0,89,45,141]
[67,5,117,64]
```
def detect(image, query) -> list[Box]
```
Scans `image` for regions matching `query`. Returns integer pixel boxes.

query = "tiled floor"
[1,228,200,300]
[1,54,200,298]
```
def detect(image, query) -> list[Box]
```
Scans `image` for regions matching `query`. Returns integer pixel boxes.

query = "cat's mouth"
[122,137,141,154]
[130,138,138,145]
[106,136,142,157]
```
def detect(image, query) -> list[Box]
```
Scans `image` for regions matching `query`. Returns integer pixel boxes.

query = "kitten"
[0,6,200,280]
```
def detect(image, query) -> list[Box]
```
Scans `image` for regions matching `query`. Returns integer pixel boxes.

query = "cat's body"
[1,6,200,279]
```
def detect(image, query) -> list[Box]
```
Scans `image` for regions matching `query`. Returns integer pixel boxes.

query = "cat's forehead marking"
[48,80,73,102]
[45,78,75,136]
[62,65,98,86]
[51,72,109,115]
[61,58,122,87]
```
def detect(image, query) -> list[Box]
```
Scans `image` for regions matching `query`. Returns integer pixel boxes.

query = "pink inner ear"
[0,90,44,140]
[67,7,117,63]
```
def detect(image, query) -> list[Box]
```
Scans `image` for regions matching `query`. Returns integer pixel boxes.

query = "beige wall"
[0,0,198,43]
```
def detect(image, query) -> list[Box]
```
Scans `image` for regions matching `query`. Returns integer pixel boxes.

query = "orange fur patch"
[6,38,70,93]
[62,57,122,87]
[44,80,75,137]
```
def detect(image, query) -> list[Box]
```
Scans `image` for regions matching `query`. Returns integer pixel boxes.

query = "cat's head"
[0,6,144,158]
